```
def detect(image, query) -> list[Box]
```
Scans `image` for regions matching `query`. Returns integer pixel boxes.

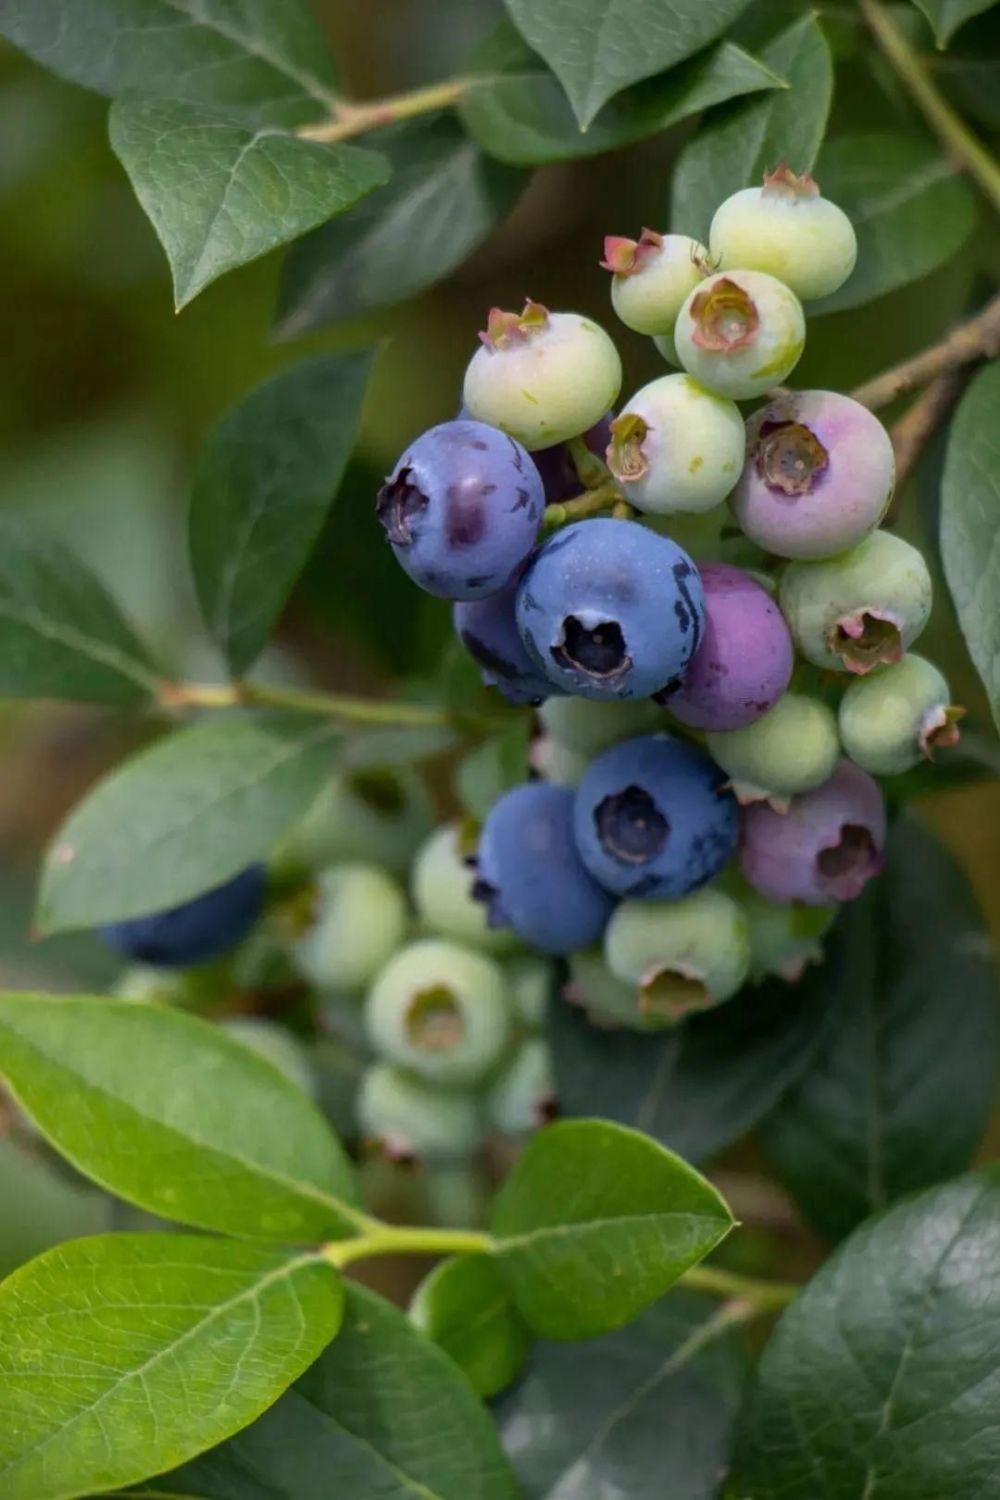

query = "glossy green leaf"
[0,0,338,127]
[460,23,783,166]
[671,13,832,241]
[278,117,524,335]
[410,1254,531,1399]
[501,0,755,128]
[913,0,998,46]
[737,1170,1000,1498]
[490,1119,734,1340]
[189,353,373,673]
[0,993,363,1240]
[809,133,977,314]
[0,1233,343,1500]
[549,974,830,1163]
[457,719,532,821]
[759,817,998,1241]
[0,1140,110,1279]
[109,96,389,309]
[152,1283,520,1499]
[37,711,339,934]
[941,359,1000,730]
[496,1290,748,1498]
[0,519,161,704]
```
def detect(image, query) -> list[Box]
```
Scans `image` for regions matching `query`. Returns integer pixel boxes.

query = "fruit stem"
[543,478,625,529]
[157,678,493,730]
[567,434,612,489]
[323,1224,494,1268]
[851,288,1000,409]
[860,0,1000,217]
[680,1263,799,1311]
[297,77,470,145]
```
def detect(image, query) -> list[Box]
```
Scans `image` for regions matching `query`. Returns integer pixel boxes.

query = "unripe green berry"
[365,939,512,1088]
[674,268,805,400]
[276,766,433,875]
[292,863,408,992]
[565,947,643,1028]
[220,1018,317,1099]
[356,1063,485,1163]
[709,166,857,302]
[736,885,835,983]
[607,374,744,516]
[530,734,590,788]
[604,888,751,1023]
[112,966,186,1005]
[412,823,514,953]
[706,693,839,810]
[505,955,552,1030]
[538,696,661,758]
[653,330,679,367]
[779,531,933,675]
[486,1037,555,1136]
[603,229,708,335]
[838,654,964,775]
[463,301,622,450]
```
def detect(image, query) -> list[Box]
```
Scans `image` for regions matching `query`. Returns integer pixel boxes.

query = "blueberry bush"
[0,1,999,1496]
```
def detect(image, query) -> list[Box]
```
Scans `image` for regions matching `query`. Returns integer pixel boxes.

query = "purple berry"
[453,568,555,705]
[515,518,705,700]
[376,420,542,600]
[731,390,894,560]
[740,760,886,906]
[99,865,266,968]
[666,564,793,732]
[474,783,614,954]
[572,734,738,899]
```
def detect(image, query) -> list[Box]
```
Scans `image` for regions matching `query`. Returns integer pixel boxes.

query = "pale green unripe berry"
[674,268,805,400]
[220,1018,318,1099]
[463,302,622,450]
[275,767,433,876]
[365,939,512,1088]
[356,1063,485,1163]
[565,947,642,1028]
[486,1038,555,1136]
[412,823,514,953]
[607,374,744,516]
[838,654,964,775]
[538,696,660,758]
[112,967,186,1005]
[737,886,835,984]
[653,330,679,367]
[505,955,552,1030]
[292,863,408,993]
[779,531,933,675]
[604,230,708,335]
[530,734,590,788]
[710,168,857,302]
[706,693,839,809]
[604,888,751,1023]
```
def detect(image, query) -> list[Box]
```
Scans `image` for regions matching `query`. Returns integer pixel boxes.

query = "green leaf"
[38,711,339,934]
[0,519,161,704]
[337,723,460,770]
[550,974,830,1163]
[457,719,533,821]
[0,0,339,127]
[0,1233,343,1500]
[941,359,1000,731]
[490,1119,734,1340]
[912,0,998,46]
[151,1283,520,1499]
[0,993,363,1241]
[460,23,784,166]
[410,1254,531,1399]
[671,14,832,241]
[189,353,373,673]
[808,132,977,314]
[501,0,756,129]
[0,1140,110,1279]
[736,1169,1000,1498]
[109,96,389,309]
[758,816,998,1241]
[278,117,525,335]
[496,1290,747,1498]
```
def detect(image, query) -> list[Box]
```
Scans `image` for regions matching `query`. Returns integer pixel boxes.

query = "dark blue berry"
[99,865,266,968]
[453,568,556,705]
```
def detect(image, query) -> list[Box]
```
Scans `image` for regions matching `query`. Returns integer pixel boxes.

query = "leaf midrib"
[496,1208,731,1250]
[161,0,337,111]
[0,594,158,695]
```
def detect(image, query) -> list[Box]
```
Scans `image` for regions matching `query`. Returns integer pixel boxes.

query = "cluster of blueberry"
[375,166,962,1028]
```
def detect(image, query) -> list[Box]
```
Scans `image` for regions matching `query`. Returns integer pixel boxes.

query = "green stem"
[681,1263,799,1311]
[157,678,493,730]
[324,1225,494,1269]
[861,0,1000,215]
[566,434,611,489]
[298,77,470,146]
[543,478,625,530]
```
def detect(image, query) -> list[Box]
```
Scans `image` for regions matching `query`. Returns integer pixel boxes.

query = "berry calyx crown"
[607,412,650,481]
[479,299,549,350]
[761,163,821,202]
[600,228,662,276]
[689,276,760,351]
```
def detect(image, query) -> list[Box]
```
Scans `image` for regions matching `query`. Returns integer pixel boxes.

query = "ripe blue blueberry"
[99,864,265,968]
[572,734,738,899]
[474,783,614,954]
[376,419,542,600]
[453,568,555,705]
[515,518,705,700]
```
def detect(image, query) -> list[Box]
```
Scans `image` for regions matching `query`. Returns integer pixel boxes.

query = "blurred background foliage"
[0,0,997,1255]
